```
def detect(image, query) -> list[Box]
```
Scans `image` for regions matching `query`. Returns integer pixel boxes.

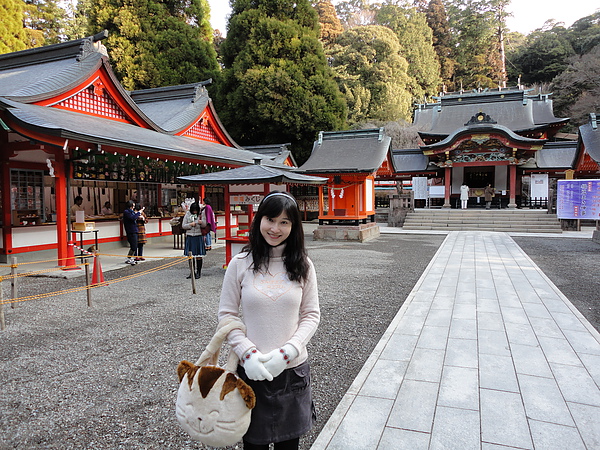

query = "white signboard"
[530,174,548,199]
[429,186,445,198]
[230,194,264,205]
[412,177,428,199]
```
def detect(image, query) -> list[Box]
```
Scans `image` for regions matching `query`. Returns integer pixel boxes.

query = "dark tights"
[243,438,299,450]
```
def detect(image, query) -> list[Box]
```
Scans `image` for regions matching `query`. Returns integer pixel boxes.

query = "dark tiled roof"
[244,143,297,166]
[391,149,430,172]
[0,98,265,166]
[297,128,391,174]
[178,164,326,185]
[129,83,211,134]
[414,88,567,136]
[421,122,544,151]
[536,141,578,169]
[580,116,600,163]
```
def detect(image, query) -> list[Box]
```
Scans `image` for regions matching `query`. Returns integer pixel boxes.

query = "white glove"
[242,349,273,381]
[262,344,299,379]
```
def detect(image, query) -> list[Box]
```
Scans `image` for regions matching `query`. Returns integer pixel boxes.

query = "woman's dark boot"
[195,258,203,279]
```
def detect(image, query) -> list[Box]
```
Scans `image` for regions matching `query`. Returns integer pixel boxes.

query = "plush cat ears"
[177,360,256,410]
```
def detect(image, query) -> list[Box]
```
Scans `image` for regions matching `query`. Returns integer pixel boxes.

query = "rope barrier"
[0,256,191,306]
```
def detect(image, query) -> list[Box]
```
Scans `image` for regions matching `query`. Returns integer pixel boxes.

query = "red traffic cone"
[61,241,80,271]
[92,253,106,285]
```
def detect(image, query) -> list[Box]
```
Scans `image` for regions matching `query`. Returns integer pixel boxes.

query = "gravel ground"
[0,232,598,449]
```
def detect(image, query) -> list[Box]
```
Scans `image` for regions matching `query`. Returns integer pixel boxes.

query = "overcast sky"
[207,0,599,36]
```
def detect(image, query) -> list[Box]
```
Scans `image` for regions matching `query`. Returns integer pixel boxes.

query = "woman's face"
[260,212,292,247]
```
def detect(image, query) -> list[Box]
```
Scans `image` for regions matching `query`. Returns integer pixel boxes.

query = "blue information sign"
[557,179,600,219]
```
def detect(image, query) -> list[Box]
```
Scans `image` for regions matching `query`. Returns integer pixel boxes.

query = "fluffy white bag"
[176,318,255,447]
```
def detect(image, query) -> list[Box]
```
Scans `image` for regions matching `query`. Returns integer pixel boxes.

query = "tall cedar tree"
[23,0,65,47]
[314,0,344,45]
[64,0,93,40]
[426,0,456,90]
[329,25,413,125]
[0,0,28,53]
[445,0,505,90]
[217,0,347,164]
[88,0,219,90]
[375,3,441,100]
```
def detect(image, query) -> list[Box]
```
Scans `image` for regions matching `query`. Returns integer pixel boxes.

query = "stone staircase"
[402,209,563,233]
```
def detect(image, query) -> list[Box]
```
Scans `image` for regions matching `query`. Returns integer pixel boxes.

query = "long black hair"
[243,191,309,283]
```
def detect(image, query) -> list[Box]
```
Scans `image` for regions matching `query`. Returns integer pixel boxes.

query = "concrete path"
[310,231,600,450]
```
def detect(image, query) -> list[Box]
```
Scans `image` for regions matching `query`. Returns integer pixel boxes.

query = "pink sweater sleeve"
[286,259,320,356]
[217,255,256,359]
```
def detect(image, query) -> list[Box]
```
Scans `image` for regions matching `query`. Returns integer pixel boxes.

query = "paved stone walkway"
[310,231,600,450]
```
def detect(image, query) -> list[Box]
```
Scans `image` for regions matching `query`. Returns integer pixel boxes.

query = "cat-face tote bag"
[176,318,255,447]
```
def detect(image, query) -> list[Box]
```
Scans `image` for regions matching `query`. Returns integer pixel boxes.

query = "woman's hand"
[262,344,299,378]
[243,349,273,381]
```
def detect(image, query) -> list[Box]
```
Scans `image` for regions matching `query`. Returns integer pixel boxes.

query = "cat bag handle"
[176,316,255,447]
[194,317,246,370]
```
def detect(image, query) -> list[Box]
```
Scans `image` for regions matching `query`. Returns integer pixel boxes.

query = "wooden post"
[84,256,92,307]
[0,276,5,331]
[188,251,196,294]
[10,256,17,309]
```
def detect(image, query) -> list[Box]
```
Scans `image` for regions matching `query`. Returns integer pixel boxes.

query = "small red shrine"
[297,129,392,241]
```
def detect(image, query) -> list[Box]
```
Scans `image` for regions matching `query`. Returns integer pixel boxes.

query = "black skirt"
[238,361,316,445]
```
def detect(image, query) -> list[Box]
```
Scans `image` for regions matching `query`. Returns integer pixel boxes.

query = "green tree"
[334,0,374,29]
[446,0,506,89]
[217,0,347,163]
[64,0,93,40]
[567,12,600,56]
[23,0,66,47]
[314,0,344,45]
[508,23,575,85]
[329,25,413,124]
[375,3,441,99]
[425,0,456,89]
[0,0,29,53]
[88,0,219,90]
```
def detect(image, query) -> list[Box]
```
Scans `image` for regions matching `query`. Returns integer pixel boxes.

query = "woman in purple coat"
[202,197,217,250]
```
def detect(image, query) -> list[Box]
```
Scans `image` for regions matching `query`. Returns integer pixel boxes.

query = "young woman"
[218,191,320,450]
[123,200,143,265]
[181,202,206,279]
[201,197,217,250]
[135,204,148,261]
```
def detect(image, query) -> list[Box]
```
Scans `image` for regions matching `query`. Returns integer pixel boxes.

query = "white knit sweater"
[218,245,320,368]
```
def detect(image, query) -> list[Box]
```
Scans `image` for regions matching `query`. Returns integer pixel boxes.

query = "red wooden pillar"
[0,152,12,260]
[443,167,452,208]
[54,150,68,265]
[318,185,324,218]
[508,164,517,209]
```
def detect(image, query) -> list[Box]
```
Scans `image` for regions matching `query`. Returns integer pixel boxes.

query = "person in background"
[202,197,217,250]
[101,201,113,215]
[182,202,206,279]
[123,200,143,265]
[218,191,320,450]
[70,195,85,220]
[135,204,148,261]
[460,184,469,209]
[484,184,495,210]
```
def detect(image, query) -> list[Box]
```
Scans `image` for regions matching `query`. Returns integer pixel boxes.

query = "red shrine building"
[385,88,586,208]
[0,33,274,263]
